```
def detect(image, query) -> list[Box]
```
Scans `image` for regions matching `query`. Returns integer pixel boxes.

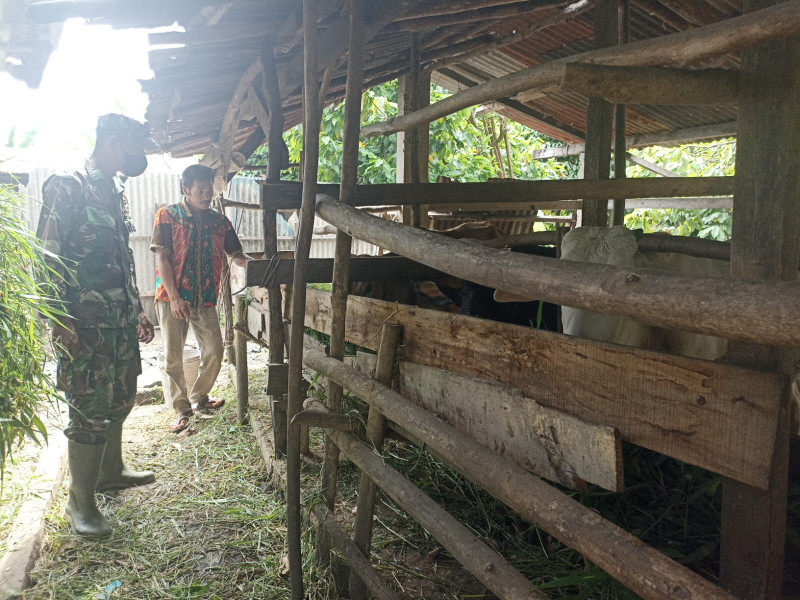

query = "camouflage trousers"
[57,326,141,445]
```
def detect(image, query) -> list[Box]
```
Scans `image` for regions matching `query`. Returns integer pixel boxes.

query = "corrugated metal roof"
[32,0,745,159]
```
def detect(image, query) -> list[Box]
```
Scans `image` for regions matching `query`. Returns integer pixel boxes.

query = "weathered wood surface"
[235,296,249,424]
[360,2,800,137]
[320,409,548,600]
[241,256,445,288]
[261,177,734,209]
[305,350,738,600]
[720,3,800,596]
[309,503,402,600]
[561,64,739,105]
[302,287,784,489]
[529,121,738,159]
[266,363,289,396]
[349,324,402,600]
[292,405,360,433]
[349,352,623,492]
[316,196,800,347]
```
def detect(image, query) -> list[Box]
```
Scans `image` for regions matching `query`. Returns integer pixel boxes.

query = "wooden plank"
[261,177,734,209]
[360,2,800,137]
[349,352,623,492]
[244,256,446,287]
[266,363,289,396]
[246,304,266,342]
[561,64,739,105]
[529,121,738,159]
[303,287,785,489]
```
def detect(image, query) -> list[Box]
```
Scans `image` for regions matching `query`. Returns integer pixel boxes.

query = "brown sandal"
[194,398,225,411]
[170,415,190,434]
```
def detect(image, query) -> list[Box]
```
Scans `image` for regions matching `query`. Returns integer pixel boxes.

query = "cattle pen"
[26,0,800,598]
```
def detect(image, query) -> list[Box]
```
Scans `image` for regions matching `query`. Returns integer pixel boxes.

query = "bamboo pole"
[261,43,288,458]
[350,324,402,600]
[303,350,737,600]
[309,504,403,600]
[312,407,548,600]
[317,0,368,570]
[286,1,321,597]
[235,296,249,425]
[314,196,800,347]
[361,1,800,137]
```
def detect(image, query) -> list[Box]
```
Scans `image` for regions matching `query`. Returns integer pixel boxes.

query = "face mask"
[121,152,147,177]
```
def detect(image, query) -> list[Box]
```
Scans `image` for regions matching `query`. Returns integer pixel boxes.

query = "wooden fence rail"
[303,349,737,600]
[315,194,800,347]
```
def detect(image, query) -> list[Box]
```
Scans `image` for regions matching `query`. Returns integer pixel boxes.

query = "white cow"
[559,226,729,361]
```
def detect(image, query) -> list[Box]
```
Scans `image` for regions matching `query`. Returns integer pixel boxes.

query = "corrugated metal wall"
[19,168,376,301]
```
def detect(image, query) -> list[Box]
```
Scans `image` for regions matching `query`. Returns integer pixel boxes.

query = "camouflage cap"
[96,113,159,152]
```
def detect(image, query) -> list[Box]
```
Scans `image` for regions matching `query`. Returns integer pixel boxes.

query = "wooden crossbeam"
[260,178,733,209]
[560,64,739,105]
[237,256,445,289]
[529,121,737,159]
[315,194,800,348]
[361,2,800,137]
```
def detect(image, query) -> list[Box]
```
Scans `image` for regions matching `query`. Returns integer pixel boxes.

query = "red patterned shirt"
[150,200,243,307]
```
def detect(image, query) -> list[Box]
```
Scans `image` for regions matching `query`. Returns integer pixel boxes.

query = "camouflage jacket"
[37,159,143,329]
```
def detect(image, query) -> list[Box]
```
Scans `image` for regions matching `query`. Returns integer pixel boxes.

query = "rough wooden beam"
[720,1,800,595]
[626,152,680,177]
[393,0,559,31]
[309,503,403,600]
[361,2,800,137]
[315,195,800,347]
[561,64,739,105]
[529,121,738,158]
[261,178,734,209]
[305,349,739,600]
[656,0,729,26]
[397,0,538,20]
[241,256,445,288]
[437,67,586,141]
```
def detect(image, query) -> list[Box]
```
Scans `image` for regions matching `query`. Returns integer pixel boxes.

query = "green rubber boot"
[65,441,112,537]
[96,423,155,492]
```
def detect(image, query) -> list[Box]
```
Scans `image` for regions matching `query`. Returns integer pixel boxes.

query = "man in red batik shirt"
[150,164,249,433]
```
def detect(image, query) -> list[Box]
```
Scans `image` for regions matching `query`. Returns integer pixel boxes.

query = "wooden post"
[405,32,431,228]
[235,295,249,424]
[349,323,402,600]
[582,0,617,227]
[719,2,800,597]
[309,504,403,600]
[261,42,288,457]
[286,1,321,597]
[317,0,367,569]
[303,350,737,600]
[612,0,629,227]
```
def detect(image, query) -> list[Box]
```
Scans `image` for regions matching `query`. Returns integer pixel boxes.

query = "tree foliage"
[248,82,569,184]
[0,184,62,473]
[624,140,736,240]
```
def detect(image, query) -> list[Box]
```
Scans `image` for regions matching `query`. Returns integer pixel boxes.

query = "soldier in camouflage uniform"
[37,114,156,537]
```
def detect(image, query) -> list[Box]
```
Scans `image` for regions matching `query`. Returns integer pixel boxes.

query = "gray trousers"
[156,301,223,417]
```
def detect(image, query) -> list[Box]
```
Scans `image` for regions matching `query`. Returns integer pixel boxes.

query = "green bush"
[0,183,63,473]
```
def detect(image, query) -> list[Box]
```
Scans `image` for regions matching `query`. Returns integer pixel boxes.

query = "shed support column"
[286,1,322,597]
[611,0,629,227]
[582,0,616,227]
[720,2,800,598]
[261,42,288,458]
[398,36,431,228]
[317,0,368,569]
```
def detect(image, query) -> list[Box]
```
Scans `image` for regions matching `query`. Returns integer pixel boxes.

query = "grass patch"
[22,376,334,600]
